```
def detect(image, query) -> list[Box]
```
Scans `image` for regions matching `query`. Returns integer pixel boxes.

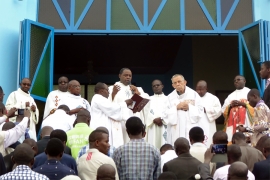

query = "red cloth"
[227,106,246,134]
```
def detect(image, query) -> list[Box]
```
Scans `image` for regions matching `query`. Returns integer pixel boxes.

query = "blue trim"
[221,0,239,29]
[24,20,31,78]
[74,0,94,30]
[52,0,70,29]
[238,32,243,75]
[31,95,46,102]
[144,0,148,29]
[70,0,75,30]
[50,29,54,92]
[148,0,167,30]
[36,0,40,22]
[216,0,221,30]
[30,31,52,93]
[240,33,262,93]
[180,0,184,30]
[106,0,111,30]
[239,20,261,32]
[198,0,216,30]
[125,0,144,30]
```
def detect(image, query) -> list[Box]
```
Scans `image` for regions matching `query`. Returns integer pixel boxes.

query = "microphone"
[129,82,135,95]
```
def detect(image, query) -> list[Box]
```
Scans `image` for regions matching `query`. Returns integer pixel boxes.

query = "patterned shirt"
[0,165,49,180]
[77,144,114,160]
[112,139,161,180]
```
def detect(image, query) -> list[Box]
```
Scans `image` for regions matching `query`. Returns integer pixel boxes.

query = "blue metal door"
[239,20,270,96]
[18,19,54,102]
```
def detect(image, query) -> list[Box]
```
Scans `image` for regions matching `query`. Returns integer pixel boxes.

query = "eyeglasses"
[22,83,31,86]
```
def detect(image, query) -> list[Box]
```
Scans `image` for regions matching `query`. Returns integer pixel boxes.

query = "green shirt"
[66,123,93,159]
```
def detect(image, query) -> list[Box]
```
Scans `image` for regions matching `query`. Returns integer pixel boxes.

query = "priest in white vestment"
[222,75,254,142]
[5,78,39,135]
[59,80,91,121]
[196,80,222,147]
[43,76,69,119]
[146,80,170,148]
[108,68,149,144]
[166,74,204,145]
[90,83,133,149]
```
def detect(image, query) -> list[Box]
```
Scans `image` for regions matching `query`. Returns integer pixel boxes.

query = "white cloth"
[90,94,127,148]
[200,92,222,147]
[166,87,204,145]
[221,87,251,141]
[108,82,149,144]
[190,142,207,163]
[77,148,119,180]
[41,109,74,132]
[160,150,177,172]
[145,94,170,148]
[5,88,39,135]
[43,90,69,119]
[18,129,37,143]
[213,164,255,180]
[0,116,7,125]
[59,93,91,121]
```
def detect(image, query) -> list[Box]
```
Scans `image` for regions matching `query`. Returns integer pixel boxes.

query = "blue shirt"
[33,159,76,180]
[32,152,78,175]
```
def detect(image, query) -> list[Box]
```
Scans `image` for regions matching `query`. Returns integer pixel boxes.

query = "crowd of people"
[1,62,270,179]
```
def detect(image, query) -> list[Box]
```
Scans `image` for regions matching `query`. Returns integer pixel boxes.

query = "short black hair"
[20,78,32,83]
[58,105,70,111]
[13,144,34,165]
[94,82,105,93]
[232,132,246,141]
[2,122,15,131]
[213,131,228,144]
[262,61,270,69]
[50,129,67,142]
[119,68,131,74]
[189,127,204,142]
[160,144,173,152]
[89,129,108,143]
[46,138,64,157]
[126,116,144,136]
[248,88,260,97]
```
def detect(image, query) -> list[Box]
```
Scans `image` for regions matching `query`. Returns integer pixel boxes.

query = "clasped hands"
[230,100,246,107]
[176,102,189,111]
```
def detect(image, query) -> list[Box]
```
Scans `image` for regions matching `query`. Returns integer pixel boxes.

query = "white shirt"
[41,109,74,132]
[213,164,255,180]
[161,150,177,172]
[190,142,207,163]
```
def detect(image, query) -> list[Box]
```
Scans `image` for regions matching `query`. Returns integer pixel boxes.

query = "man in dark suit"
[259,61,270,108]
[163,137,202,179]
[252,138,270,179]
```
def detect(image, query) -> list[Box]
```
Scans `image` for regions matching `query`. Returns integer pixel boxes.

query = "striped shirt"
[112,139,161,180]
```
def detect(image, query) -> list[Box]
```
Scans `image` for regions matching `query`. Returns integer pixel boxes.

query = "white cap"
[61,175,81,180]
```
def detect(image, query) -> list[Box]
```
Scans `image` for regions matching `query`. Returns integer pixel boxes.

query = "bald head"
[41,126,54,138]
[23,138,38,156]
[197,80,207,87]
[96,126,109,134]
[76,109,91,125]
[2,122,15,131]
[97,164,116,180]
[213,131,228,144]
[228,162,248,180]
[13,143,35,166]
[196,80,208,97]
[94,82,106,94]
[68,80,81,95]
[174,137,190,155]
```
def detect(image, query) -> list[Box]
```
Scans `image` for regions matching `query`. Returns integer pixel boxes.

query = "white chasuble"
[166,86,204,145]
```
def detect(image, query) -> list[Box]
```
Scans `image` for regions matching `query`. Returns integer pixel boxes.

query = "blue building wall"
[253,0,270,21]
[0,0,38,103]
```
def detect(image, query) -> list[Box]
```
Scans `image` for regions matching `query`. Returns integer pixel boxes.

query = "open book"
[128,93,150,113]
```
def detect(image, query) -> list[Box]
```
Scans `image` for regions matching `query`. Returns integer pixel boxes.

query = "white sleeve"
[0,116,7,125]
[204,96,222,122]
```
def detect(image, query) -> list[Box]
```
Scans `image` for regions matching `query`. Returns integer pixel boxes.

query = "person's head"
[262,138,270,158]
[152,79,164,95]
[247,89,261,107]
[23,138,38,156]
[89,130,110,155]
[189,127,205,144]
[2,122,15,131]
[61,175,81,180]
[96,126,109,134]
[196,80,207,97]
[174,137,190,156]
[160,144,174,155]
[0,86,4,102]
[68,80,81,95]
[227,144,242,164]
[171,74,187,94]
[58,105,70,113]
[260,61,270,79]
[50,129,67,146]
[45,138,64,160]
[125,117,145,139]
[0,102,5,115]
[255,135,270,153]
[228,162,248,180]
[41,126,54,139]
[12,144,35,168]
[234,75,246,90]
[97,164,116,180]
[58,76,69,92]
[75,109,91,126]
[158,172,177,180]
[20,78,32,93]
[232,132,246,145]
[119,68,132,86]
[213,131,228,144]
[94,82,109,98]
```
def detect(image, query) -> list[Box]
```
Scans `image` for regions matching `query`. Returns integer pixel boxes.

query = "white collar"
[192,142,206,147]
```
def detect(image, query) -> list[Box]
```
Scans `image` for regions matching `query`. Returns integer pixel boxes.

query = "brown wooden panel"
[130,0,144,24]
[79,0,106,29]
[148,0,162,24]
[38,0,65,29]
